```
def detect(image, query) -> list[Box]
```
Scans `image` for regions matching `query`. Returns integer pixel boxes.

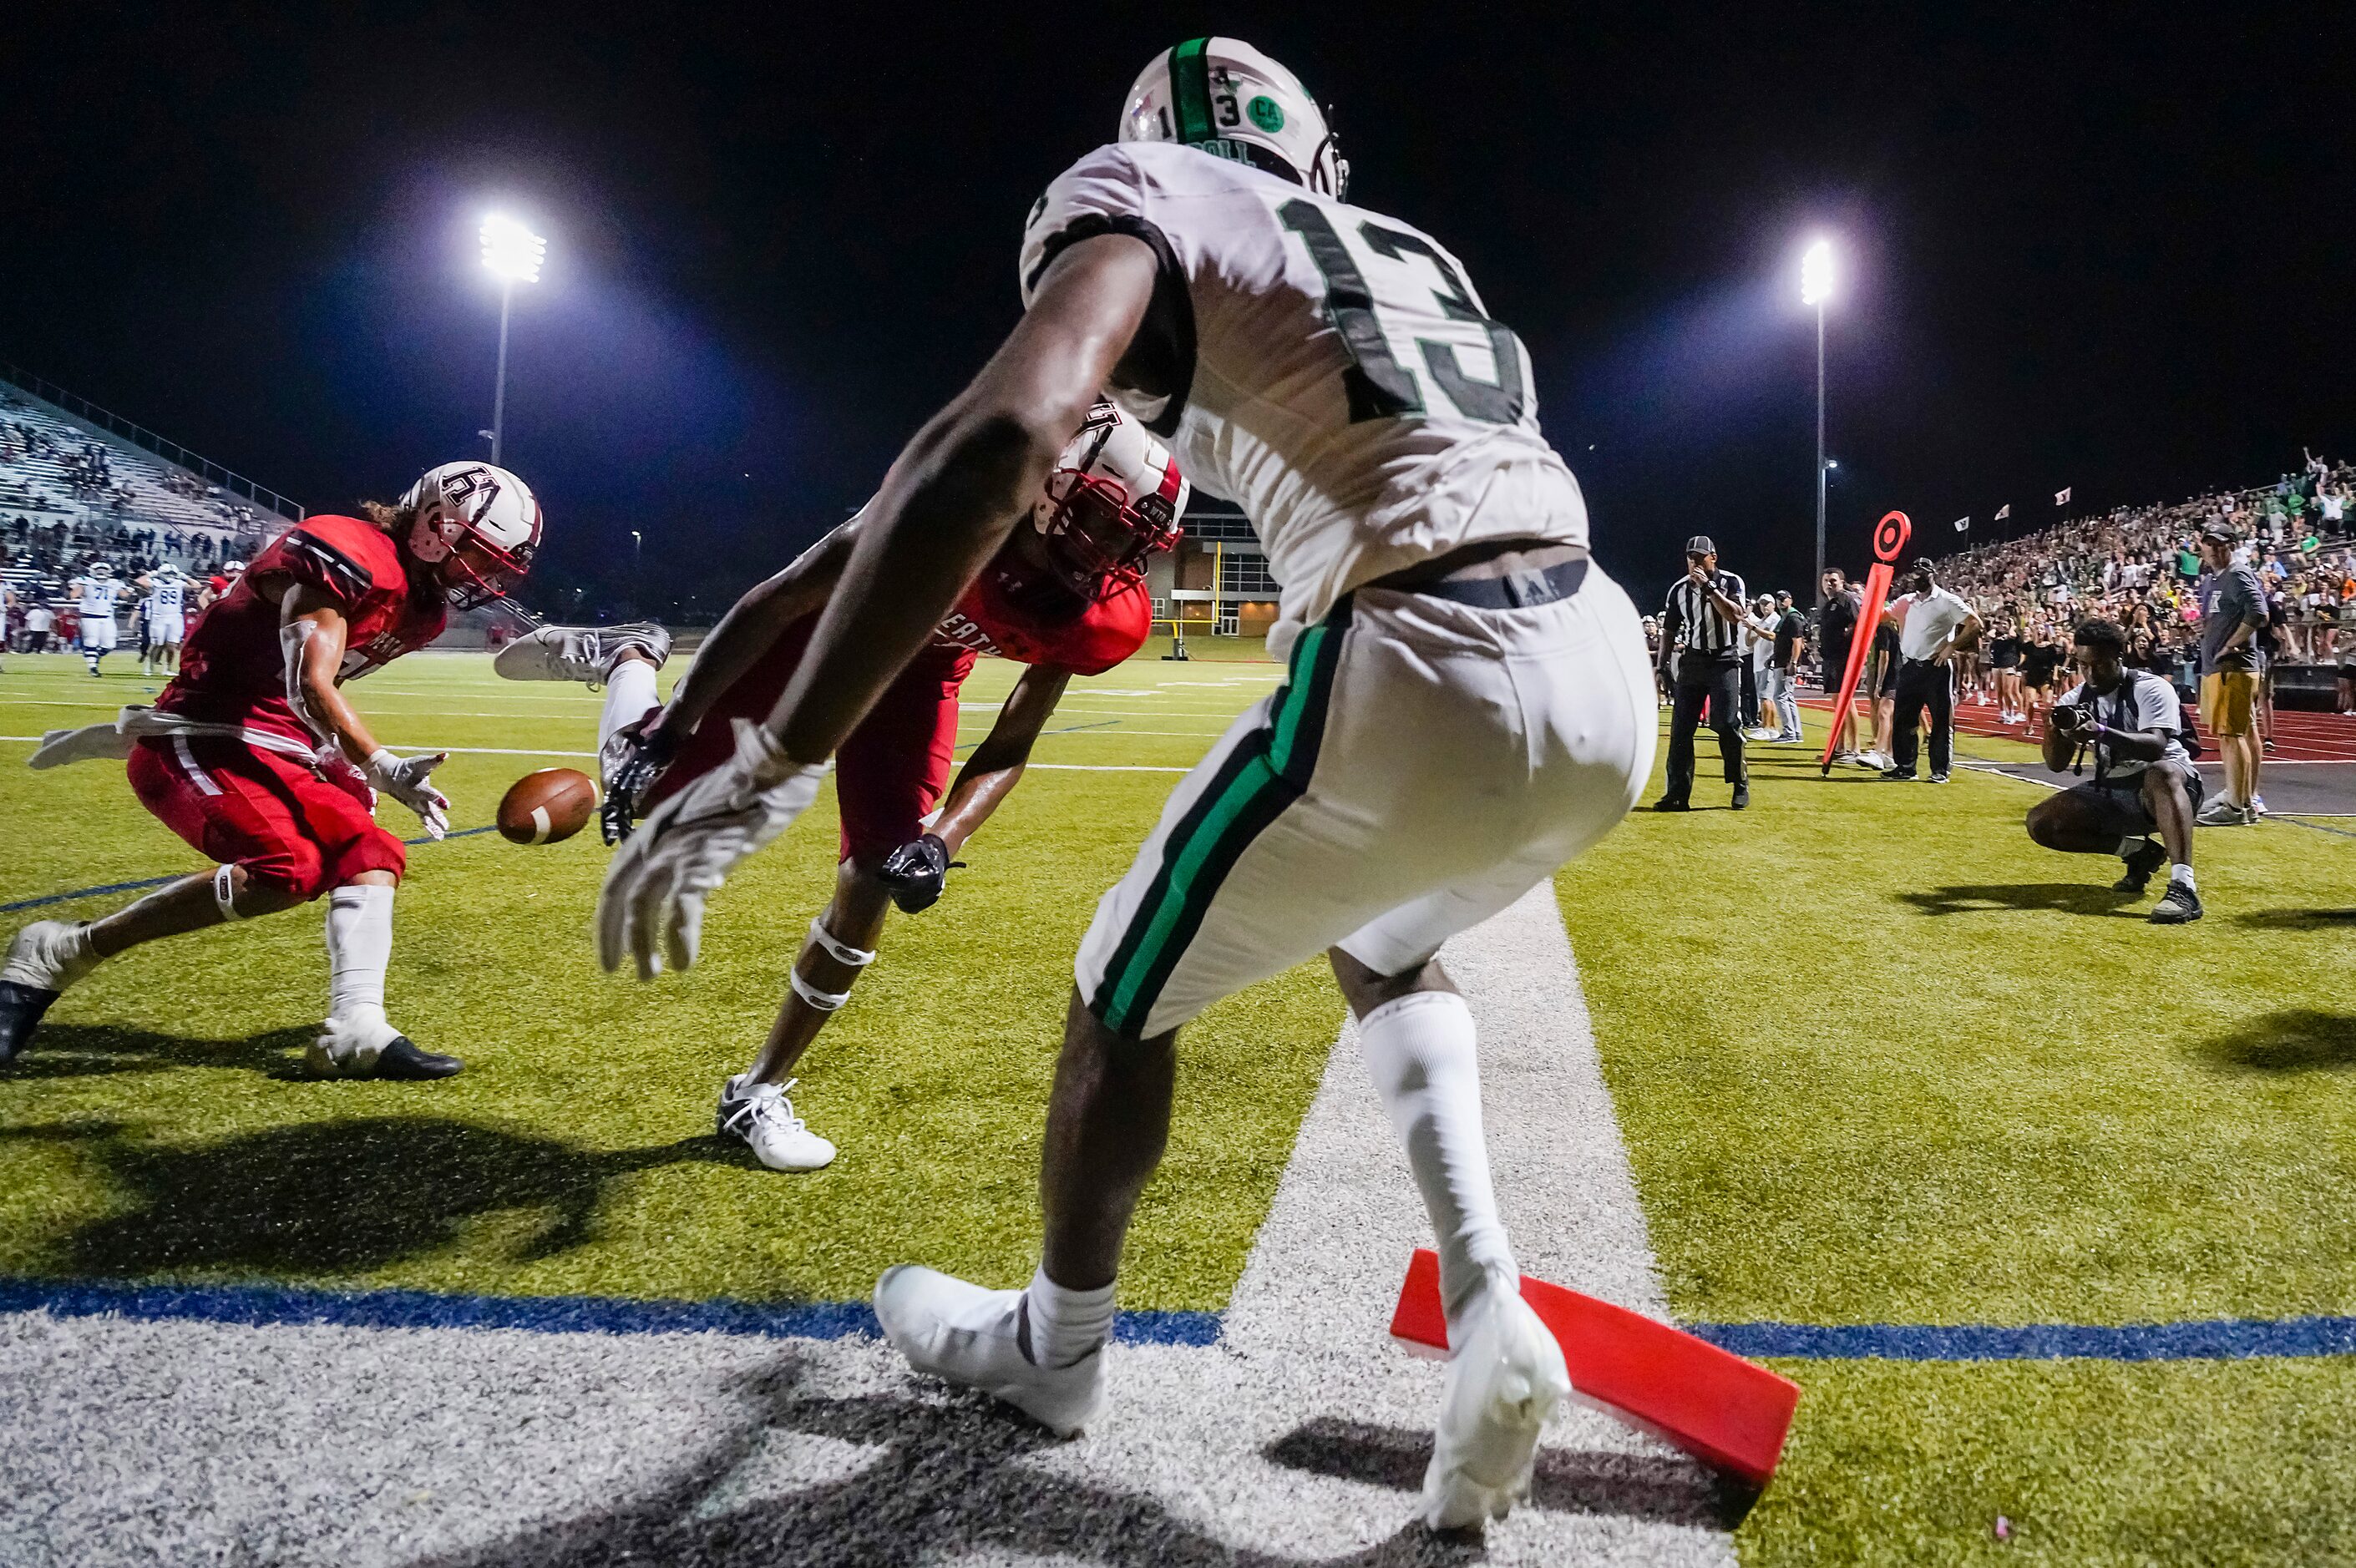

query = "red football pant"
[651,620,975,865]
[128,736,408,901]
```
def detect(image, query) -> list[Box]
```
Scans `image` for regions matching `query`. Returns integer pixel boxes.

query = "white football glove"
[362,747,451,839]
[595,719,828,979]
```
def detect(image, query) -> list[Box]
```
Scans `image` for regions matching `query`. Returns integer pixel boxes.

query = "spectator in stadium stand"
[1654,534,1758,811]
[2025,618,2205,924]
[1882,559,1980,783]
[2193,521,2267,825]
[1817,567,1864,761]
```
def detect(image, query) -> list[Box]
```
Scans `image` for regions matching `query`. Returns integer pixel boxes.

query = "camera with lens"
[2049,702,2090,738]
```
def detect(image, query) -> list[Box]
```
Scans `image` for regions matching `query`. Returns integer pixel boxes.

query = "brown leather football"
[497,767,598,846]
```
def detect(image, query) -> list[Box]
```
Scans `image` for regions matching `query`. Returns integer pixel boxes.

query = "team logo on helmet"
[1121,38,1347,201]
[399,460,543,609]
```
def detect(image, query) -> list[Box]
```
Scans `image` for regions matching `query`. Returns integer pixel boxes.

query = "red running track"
[1801,694,2356,763]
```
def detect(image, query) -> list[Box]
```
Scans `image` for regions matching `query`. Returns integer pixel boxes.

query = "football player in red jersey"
[510,402,1182,1168]
[0,462,544,1079]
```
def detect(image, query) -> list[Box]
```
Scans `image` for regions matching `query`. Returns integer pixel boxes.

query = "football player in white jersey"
[135,564,190,676]
[67,561,128,677]
[596,37,1654,1530]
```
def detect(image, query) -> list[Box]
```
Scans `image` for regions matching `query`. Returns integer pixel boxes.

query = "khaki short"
[2200,670,2257,736]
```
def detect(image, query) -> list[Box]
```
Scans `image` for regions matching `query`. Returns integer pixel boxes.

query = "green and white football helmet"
[1120,38,1347,201]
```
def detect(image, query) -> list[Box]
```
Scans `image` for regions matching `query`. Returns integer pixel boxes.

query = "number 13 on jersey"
[1278,198,1528,427]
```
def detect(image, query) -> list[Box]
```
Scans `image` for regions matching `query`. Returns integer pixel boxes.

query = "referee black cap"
[1684,535,1716,557]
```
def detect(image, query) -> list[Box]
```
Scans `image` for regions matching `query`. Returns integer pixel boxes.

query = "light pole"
[1801,238,1834,605]
[479,215,546,467]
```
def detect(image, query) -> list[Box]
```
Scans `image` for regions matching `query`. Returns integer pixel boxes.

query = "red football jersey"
[160,515,448,746]
[931,564,1152,675]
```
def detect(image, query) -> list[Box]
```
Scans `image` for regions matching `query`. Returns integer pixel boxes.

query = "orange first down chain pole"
[1820,510,1913,776]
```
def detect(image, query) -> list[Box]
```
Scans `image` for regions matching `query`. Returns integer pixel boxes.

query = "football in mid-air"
[497,768,598,846]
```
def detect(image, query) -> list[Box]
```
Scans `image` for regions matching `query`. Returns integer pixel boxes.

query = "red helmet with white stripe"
[1033,402,1188,597]
[400,461,543,609]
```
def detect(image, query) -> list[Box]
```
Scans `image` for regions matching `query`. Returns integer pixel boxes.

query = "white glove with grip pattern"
[595,719,828,979]
[363,747,451,839]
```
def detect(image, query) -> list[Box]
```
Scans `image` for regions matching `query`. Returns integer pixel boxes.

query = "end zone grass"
[0,650,1325,1308]
[1560,716,2356,1564]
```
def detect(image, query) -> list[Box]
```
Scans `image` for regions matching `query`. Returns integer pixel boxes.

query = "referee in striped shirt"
[1655,535,1757,811]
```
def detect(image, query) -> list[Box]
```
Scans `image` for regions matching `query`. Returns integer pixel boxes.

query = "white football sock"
[1023,1265,1116,1368]
[324,883,394,1019]
[1356,989,1517,1342]
[2170,862,2196,891]
[600,656,661,752]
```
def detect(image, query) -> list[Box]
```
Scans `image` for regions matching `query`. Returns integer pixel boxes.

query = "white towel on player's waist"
[29,706,322,771]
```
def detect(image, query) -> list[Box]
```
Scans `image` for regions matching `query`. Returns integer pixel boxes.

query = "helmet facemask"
[1033,469,1181,599]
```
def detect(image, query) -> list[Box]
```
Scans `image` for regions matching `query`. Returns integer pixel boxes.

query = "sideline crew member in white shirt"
[1882,558,1980,782]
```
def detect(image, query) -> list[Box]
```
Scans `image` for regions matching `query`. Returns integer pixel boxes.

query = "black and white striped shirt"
[1662,569,1748,660]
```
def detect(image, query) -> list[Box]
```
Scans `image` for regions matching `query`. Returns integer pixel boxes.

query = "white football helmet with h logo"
[400,461,543,609]
[1119,38,1346,202]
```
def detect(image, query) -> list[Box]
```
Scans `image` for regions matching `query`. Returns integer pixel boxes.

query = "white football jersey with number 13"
[1019,140,1586,645]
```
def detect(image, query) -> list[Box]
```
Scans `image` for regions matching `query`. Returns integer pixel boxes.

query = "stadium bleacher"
[0,367,299,615]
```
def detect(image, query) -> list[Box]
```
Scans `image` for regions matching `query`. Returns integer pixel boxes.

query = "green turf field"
[1558,720,2356,1564]
[6,648,2355,1563]
[0,644,1330,1308]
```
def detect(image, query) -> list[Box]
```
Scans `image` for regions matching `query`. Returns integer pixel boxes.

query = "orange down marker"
[1389,1248,1801,1488]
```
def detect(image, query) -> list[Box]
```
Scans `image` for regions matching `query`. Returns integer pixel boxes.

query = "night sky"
[4,4,2346,616]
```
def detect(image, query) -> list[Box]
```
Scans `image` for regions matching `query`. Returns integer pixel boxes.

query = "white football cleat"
[493,623,672,688]
[717,1074,838,1171]
[306,1006,464,1080]
[873,1264,1105,1437]
[0,921,99,1064]
[1420,1277,1572,1532]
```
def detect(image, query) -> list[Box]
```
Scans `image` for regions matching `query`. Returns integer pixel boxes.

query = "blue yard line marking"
[0,1277,1223,1348]
[952,717,1122,756]
[0,826,499,913]
[0,1274,2348,1362]
[1691,1316,2356,1362]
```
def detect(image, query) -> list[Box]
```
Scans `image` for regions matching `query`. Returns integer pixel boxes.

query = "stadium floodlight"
[1801,237,1836,603]
[478,215,546,465]
[479,215,546,284]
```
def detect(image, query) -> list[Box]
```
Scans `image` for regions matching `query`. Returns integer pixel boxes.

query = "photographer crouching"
[2024,618,2205,923]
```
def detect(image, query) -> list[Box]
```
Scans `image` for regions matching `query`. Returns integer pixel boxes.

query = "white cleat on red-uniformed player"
[1420,1272,1573,1531]
[0,920,100,1065]
[873,1265,1105,1437]
[493,622,671,687]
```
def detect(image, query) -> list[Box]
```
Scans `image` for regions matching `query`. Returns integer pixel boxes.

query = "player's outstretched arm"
[763,235,1157,766]
[875,663,1071,914]
[660,518,864,739]
[280,581,450,838]
[596,235,1154,977]
[933,663,1073,856]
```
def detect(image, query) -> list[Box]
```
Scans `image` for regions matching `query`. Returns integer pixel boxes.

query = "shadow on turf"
[1264,1415,1756,1529]
[2191,1009,2356,1075]
[1,1116,752,1277]
[2234,907,2356,931]
[1895,883,2142,918]
[1,1023,318,1080]
[402,1353,1675,1568]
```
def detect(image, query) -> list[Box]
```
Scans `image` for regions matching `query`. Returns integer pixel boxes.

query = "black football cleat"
[372,1035,466,1080]
[1651,797,1690,812]
[2113,840,2167,894]
[2148,883,2204,925]
[0,982,61,1066]
[1730,785,1751,810]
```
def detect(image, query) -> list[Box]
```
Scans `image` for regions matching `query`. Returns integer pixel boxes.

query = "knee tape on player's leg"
[806,916,876,969]
[212,864,244,921]
[788,967,854,1012]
